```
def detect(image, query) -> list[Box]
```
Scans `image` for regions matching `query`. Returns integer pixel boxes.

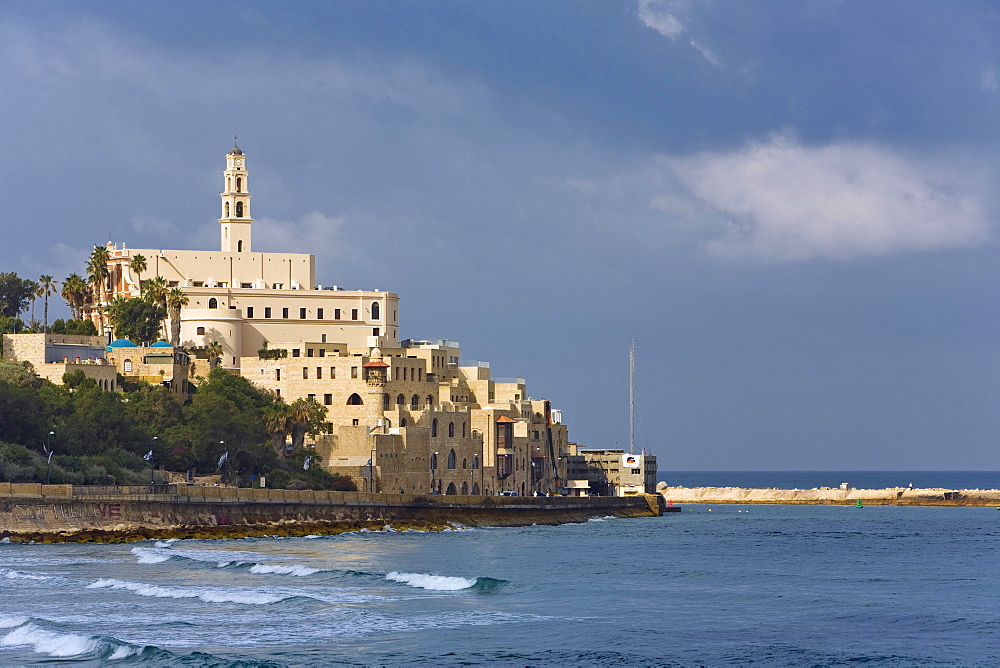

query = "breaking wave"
[87,578,292,605]
[0,568,51,581]
[384,571,506,592]
[248,563,321,577]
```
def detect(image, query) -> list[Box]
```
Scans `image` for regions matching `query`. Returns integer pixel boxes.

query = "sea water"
[1,479,998,665]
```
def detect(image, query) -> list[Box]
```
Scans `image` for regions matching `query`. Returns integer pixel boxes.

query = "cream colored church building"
[76,143,623,496]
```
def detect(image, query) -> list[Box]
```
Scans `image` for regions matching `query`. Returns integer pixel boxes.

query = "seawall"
[0,483,662,543]
[659,486,1000,507]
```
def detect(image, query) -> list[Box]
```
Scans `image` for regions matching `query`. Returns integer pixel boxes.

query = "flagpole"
[150,437,158,486]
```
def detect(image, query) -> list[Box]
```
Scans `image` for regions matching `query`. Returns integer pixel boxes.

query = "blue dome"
[107,338,138,351]
[150,341,172,348]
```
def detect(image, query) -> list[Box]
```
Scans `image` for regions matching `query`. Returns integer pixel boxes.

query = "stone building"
[562,448,658,497]
[1,333,118,391]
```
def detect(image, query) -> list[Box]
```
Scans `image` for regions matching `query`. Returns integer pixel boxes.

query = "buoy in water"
[856,499,863,508]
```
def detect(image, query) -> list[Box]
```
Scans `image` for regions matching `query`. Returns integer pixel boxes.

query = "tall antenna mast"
[629,339,636,455]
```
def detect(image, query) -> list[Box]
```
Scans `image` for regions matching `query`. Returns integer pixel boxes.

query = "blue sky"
[2,1,999,471]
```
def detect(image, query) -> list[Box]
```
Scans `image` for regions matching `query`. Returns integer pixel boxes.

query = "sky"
[2,0,999,471]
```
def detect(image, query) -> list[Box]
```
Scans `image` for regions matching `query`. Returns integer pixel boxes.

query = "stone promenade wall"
[0,483,662,542]
[659,486,1000,507]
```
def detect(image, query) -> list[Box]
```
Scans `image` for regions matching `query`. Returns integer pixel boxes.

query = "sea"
[1,471,998,666]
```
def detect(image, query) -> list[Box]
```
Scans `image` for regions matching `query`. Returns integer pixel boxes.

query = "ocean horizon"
[662,470,1000,491]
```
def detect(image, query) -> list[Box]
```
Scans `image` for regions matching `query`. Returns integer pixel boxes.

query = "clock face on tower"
[236,159,242,166]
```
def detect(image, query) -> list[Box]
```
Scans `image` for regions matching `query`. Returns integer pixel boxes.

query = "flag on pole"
[144,450,153,461]
[47,451,53,464]
[218,451,229,468]
[303,456,312,471]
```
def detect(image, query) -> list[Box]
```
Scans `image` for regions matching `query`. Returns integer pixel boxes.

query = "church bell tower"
[220,138,252,253]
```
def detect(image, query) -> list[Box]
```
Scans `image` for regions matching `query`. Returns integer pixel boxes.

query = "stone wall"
[0,483,661,542]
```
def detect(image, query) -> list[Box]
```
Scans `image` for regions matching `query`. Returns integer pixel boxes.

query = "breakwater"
[658,486,1000,506]
[0,483,662,542]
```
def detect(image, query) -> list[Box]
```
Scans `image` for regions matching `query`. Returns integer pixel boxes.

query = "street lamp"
[150,436,158,485]
[431,451,438,494]
[45,431,54,485]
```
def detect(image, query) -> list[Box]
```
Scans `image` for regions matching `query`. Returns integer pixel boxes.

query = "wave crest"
[385,571,477,591]
[87,578,290,605]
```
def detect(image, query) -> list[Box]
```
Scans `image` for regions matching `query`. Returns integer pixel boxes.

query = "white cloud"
[252,211,350,260]
[981,67,998,91]
[689,39,720,67]
[637,0,686,40]
[658,136,992,260]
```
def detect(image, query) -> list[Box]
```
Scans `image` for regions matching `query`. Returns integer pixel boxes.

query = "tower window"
[372,302,380,320]
[236,177,242,193]
[225,202,230,217]
[236,201,243,217]
[208,298,218,309]
[237,240,243,252]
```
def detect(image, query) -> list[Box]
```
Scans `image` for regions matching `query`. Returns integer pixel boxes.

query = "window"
[335,308,341,320]
[352,419,359,426]
[282,307,289,319]
[463,422,466,437]
[396,394,405,405]
[236,201,243,217]
[351,366,358,378]
[307,349,314,357]
[430,452,438,470]
[292,349,300,357]
[302,367,308,379]
[372,302,380,320]
[236,177,242,193]
[352,309,358,320]
[449,422,455,437]
[418,368,423,381]
[447,449,456,469]
[347,393,363,405]
[317,308,324,319]
[318,349,325,357]
[264,307,272,318]
[275,388,280,397]
[431,419,438,437]
[330,367,336,378]
[321,334,327,343]
[196,326,205,335]
[275,369,281,381]
[316,367,322,379]
[237,240,243,252]
[411,395,419,409]
[123,359,132,372]
[208,298,218,309]
[225,201,230,217]
[383,394,390,410]
[300,308,306,319]
[307,393,315,401]
[401,418,407,427]
[426,395,433,408]
[373,327,380,336]
[246,306,254,318]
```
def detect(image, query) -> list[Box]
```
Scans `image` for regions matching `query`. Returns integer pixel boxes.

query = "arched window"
[372,302,380,320]
[462,458,467,469]
[123,359,132,372]
[461,482,468,495]
[400,418,407,427]
[208,298,218,309]
[347,393,363,405]
[431,418,438,437]
[236,201,243,217]
[227,177,231,191]
[447,449,456,469]
[446,482,457,495]
[410,394,419,409]
[237,240,243,252]
[472,454,479,470]
[396,393,405,405]
[426,395,433,408]
[383,394,390,410]
[448,422,455,437]
[472,483,480,495]
[236,177,242,193]
[225,201,230,217]
[430,452,437,470]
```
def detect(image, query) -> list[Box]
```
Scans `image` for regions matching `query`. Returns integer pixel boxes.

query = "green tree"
[262,402,292,456]
[129,254,147,292]
[86,245,111,332]
[166,287,188,346]
[37,275,57,332]
[61,273,88,321]
[0,316,25,337]
[106,297,166,344]
[288,397,327,450]
[206,339,224,369]
[0,273,36,319]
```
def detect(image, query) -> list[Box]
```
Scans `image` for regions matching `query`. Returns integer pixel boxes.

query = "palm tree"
[61,273,87,321]
[141,276,168,338]
[104,294,130,337]
[289,397,328,451]
[166,287,188,346]
[262,403,292,457]
[26,279,39,325]
[206,339,224,369]
[37,275,57,332]
[86,245,111,332]
[129,254,147,295]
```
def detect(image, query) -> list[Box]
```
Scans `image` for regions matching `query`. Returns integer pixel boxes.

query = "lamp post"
[45,431,54,485]
[431,451,438,494]
[370,447,377,493]
[219,440,226,485]
[150,436,158,485]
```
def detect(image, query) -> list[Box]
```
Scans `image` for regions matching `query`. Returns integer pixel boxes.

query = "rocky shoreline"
[657,485,1000,506]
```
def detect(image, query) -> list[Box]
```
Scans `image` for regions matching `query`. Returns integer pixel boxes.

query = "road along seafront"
[658,485,1000,507]
[0,483,664,543]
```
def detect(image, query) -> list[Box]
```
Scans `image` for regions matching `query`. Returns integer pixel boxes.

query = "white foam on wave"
[0,615,28,629]
[130,547,172,564]
[153,538,178,548]
[248,563,320,577]
[130,546,259,568]
[0,568,51,581]
[87,578,289,605]
[0,623,100,658]
[385,571,477,591]
[0,537,9,543]
[107,644,141,660]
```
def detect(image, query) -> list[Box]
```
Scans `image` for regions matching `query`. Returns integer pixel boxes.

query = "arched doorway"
[471,483,480,495]
[445,482,457,495]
